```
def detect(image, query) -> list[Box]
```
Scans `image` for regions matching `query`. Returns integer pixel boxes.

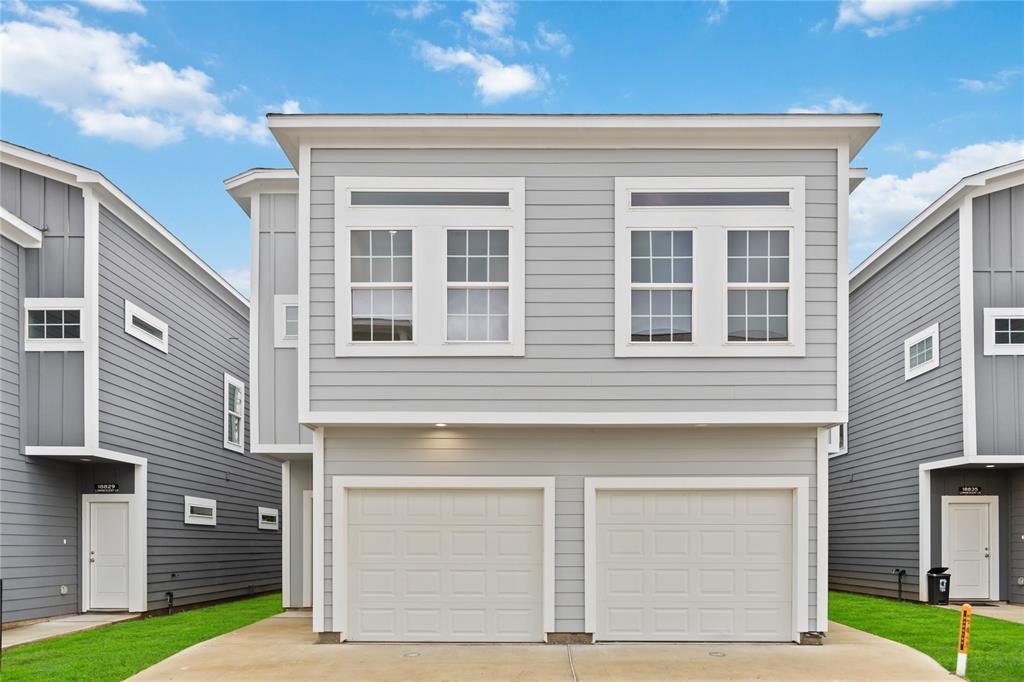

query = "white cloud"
[835,0,952,37]
[707,0,729,25]
[269,99,302,114]
[219,267,251,297]
[392,0,442,20]
[463,0,520,51]
[535,23,572,56]
[913,149,938,160]
[850,139,1024,257]
[416,41,547,103]
[788,96,867,114]
[80,0,146,14]
[956,68,1022,93]
[0,1,269,147]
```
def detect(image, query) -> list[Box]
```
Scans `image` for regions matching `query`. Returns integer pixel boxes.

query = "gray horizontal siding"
[322,426,821,634]
[0,235,80,623]
[972,185,1024,455]
[1011,470,1024,603]
[308,148,838,414]
[831,212,964,599]
[96,206,281,610]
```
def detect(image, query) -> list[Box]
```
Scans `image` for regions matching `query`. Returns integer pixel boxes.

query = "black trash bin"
[927,566,950,605]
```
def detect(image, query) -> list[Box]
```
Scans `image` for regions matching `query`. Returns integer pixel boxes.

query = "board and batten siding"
[96,206,281,610]
[1,163,85,447]
[972,185,1024,456]
[831,212,964,599]
[320,426,822,634]
[257,193,311,446]
[0,235,81,622]
[308,148,839,413]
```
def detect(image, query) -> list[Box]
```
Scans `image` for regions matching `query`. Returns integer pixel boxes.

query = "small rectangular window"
[223,374,245,452]
[726,230,790,342]
[904,323,940,380]
[446,229,510,342]
[184,496,217,526]
[350,229,413,342]
[982,308,1024,356]
[274,295,299,348]
[124,300,169,353]
[351,191,509,207]
[258,506,279,531]
[631,191,789,207]
[24,299,86,351]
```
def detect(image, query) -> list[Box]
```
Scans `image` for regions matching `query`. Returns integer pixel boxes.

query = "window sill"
[337,340,525,357]
[223,441,244,454]
[25,339,86,352]
[615,340,805,358]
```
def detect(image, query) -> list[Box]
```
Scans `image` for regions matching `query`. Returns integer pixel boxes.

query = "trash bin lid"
[928,566,948,574]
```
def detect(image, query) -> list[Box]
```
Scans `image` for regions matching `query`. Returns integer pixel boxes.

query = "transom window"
[614,176,806,358]
[904,323,940,380]
[629,230,693,342]
[24,298,86,351]
[446,229,510,342]
[124,300,168,353]
[223,374,245,452]
[336,176,525,357]
[28,308,80,339]
[350,229,413,342]
[273,295,299,349]
[727,230,790,342]
[982,308,1024,356]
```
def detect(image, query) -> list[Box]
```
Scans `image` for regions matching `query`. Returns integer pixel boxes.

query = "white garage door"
[596,489,793,641]
[347,488,544,642]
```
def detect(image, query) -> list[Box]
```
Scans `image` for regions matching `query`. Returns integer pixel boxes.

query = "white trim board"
[0,205,43,248]
[816,426,829,632]
[330,475,556,641]
[583,476,810,642]
[281,461,291,608]
[302,489,314,609]
[958,199,978,458]
[301,410,846,427]
[940,495,999,601]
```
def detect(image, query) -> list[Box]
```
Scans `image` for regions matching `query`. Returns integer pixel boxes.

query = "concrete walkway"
[130,614,950,681]
[2,612,139,650]
[940,602,1024,624]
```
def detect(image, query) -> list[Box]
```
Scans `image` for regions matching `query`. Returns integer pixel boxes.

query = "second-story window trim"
[614,176,806,358]
[223,373,245,453]
[24,298,86,352]
[982,307,1024,356]
[334,176,526,357]
[124,299,169,353]
[904,323,940,380]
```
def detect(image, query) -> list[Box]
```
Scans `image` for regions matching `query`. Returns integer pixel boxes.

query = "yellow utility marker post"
[956,603,971,677]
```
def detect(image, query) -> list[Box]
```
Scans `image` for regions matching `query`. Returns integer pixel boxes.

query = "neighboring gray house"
[831,160,1024,605]
[226,113,880,643]
[0,141,281,625]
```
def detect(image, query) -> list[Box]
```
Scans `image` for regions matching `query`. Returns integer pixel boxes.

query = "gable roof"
[0,140,248,313]
[850,159,1024,291]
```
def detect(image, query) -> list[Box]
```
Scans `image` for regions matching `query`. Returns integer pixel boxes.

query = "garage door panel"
[596,489,793,642]
[347,489,544,642]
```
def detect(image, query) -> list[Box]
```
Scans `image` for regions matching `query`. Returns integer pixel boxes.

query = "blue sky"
[2,0,1022,294]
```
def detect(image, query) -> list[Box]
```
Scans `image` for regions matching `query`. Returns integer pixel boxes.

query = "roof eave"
[223,168,298,215]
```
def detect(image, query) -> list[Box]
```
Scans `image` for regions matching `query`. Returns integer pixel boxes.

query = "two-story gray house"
[831,160,1024,605]
[1,141,281,625]
[226,113,880,644]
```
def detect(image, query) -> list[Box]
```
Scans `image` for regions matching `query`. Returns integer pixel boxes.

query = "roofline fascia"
[223,168,298,215]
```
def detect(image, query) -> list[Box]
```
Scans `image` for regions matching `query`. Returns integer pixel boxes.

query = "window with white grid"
[629,230,693,342]
[727,229,791,342]
[350,229,413,342]
[446,229,510,342]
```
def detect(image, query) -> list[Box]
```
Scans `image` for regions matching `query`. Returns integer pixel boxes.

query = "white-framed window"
[827,423,847,457]
[124,300,168,353]
[184,496,217,526]
[983,308,1024,356]
[335,176,525,357]
[904,323,940,380]
[223,373,245,452]
[614,177,806,357]
[24,298,86,352]
[274,295,299,348]
[258,506,280,530]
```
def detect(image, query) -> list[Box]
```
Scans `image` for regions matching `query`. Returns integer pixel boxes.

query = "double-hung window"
[983,308,1024,356]
[336,177,525,356]
[223,373,245,452]
[24,298,86,352]
[615,177,805,357]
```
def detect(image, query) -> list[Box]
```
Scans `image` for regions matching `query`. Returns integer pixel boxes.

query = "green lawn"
[830,591,1024,682]
[1,592,282,682]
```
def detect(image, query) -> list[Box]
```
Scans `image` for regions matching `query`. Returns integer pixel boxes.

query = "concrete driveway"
[130,612,949,681]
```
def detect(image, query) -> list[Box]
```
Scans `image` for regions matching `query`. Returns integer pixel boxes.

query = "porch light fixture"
[434,423,447,428]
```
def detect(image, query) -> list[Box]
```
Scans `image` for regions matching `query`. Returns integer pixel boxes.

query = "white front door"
[595,489,793,641]
[89,501,130,609]
[946,501,993,600]
[346,488,544,642]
